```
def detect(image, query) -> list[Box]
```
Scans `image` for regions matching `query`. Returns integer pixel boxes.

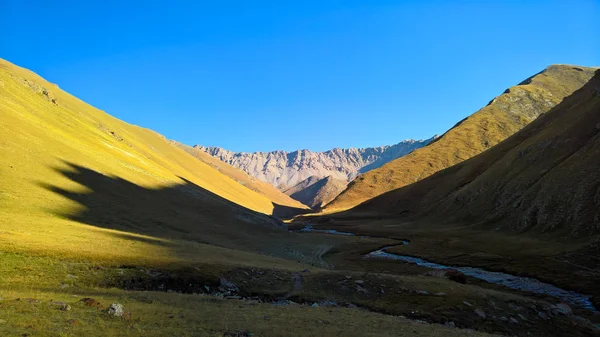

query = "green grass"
[0,250,505,337]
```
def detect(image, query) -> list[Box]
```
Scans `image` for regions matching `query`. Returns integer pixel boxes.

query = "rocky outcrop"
[283,176,348,209]
[195,138,435,190]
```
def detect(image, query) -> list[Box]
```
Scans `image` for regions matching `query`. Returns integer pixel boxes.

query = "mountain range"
[195,138,434,207]
[3,56,600,337]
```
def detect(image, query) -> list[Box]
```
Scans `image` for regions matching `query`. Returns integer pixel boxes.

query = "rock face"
[325,64,598,211]
[283,176,348,209]
[195,138,435,190]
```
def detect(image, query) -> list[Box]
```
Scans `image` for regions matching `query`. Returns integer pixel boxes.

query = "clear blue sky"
[1,1,598,152]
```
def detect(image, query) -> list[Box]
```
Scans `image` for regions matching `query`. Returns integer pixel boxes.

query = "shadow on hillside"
[37,161,305,256]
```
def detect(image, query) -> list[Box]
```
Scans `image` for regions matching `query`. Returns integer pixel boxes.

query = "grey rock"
[225,296,242,300]
[463,301,473,307]
[445,322,456,328]
[195,138,435,192]
[434,292,447,296]
[416,290,429,295]
[311,303,319,308]
[107,303,124,317]
[354,280,364,284]
[508,303,522,311]
[50,301,71,311]
[272,300,291,306]
[518,314,528,321]
[553,303,572,316]
[355,285,368,294]
[219,277,239,292]
[474,309,486,318]
[537,311,550,320]
[509,317,519,324]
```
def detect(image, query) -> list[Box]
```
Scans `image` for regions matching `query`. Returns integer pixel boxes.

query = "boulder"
[50,301,71,311]
[553,303,572,316]
[219,277,239,293]
[107,303,124,317]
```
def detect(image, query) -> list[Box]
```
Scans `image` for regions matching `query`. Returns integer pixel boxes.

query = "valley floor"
[2,224,600,337]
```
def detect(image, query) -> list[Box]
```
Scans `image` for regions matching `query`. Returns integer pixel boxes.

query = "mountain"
[3,58,599,337]
[195,138,435,190]
[170,140,310,214]
[350,68,600,237]
[0,58,315,261]
[283,175,348,209]
[324,65,598,211]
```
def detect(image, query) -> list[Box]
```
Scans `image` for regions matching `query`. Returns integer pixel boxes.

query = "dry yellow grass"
[171,141,310,216]
[0,58,335,266]
[325,65,598,211]
[1,58,598,337]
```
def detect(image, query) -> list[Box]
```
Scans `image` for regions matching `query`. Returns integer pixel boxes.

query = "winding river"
[296,224,596,312]
[366,246,596,312]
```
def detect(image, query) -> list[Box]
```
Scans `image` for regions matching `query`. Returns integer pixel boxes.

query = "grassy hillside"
[2,58,599,337]
[284,176,348,209]
[171,141,310,216]
[0,58,330,264]
[0,59,511,337]
[304,70,600,312]
[353,69,600,237]
[325,65,597,211]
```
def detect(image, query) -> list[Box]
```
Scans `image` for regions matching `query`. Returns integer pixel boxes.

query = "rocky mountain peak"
[194,137,435,191]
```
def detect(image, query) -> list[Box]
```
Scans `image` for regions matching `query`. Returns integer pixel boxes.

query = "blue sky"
[1,1,599,152]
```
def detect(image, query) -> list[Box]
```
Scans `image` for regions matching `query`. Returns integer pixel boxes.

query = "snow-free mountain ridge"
[195,138,435,191]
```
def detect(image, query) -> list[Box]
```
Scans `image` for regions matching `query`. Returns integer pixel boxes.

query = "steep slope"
[170,140,310,213]
[284,175,348,209]
[196,137,434,189]
[0,58,322,263]
[352,69,600,237]
[325,65,597,211]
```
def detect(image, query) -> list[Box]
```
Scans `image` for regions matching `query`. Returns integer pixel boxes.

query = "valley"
[1,56,599,337]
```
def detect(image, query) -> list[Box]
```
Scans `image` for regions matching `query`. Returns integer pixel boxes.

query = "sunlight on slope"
[325,65,598,211]
[0,58,335,267]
